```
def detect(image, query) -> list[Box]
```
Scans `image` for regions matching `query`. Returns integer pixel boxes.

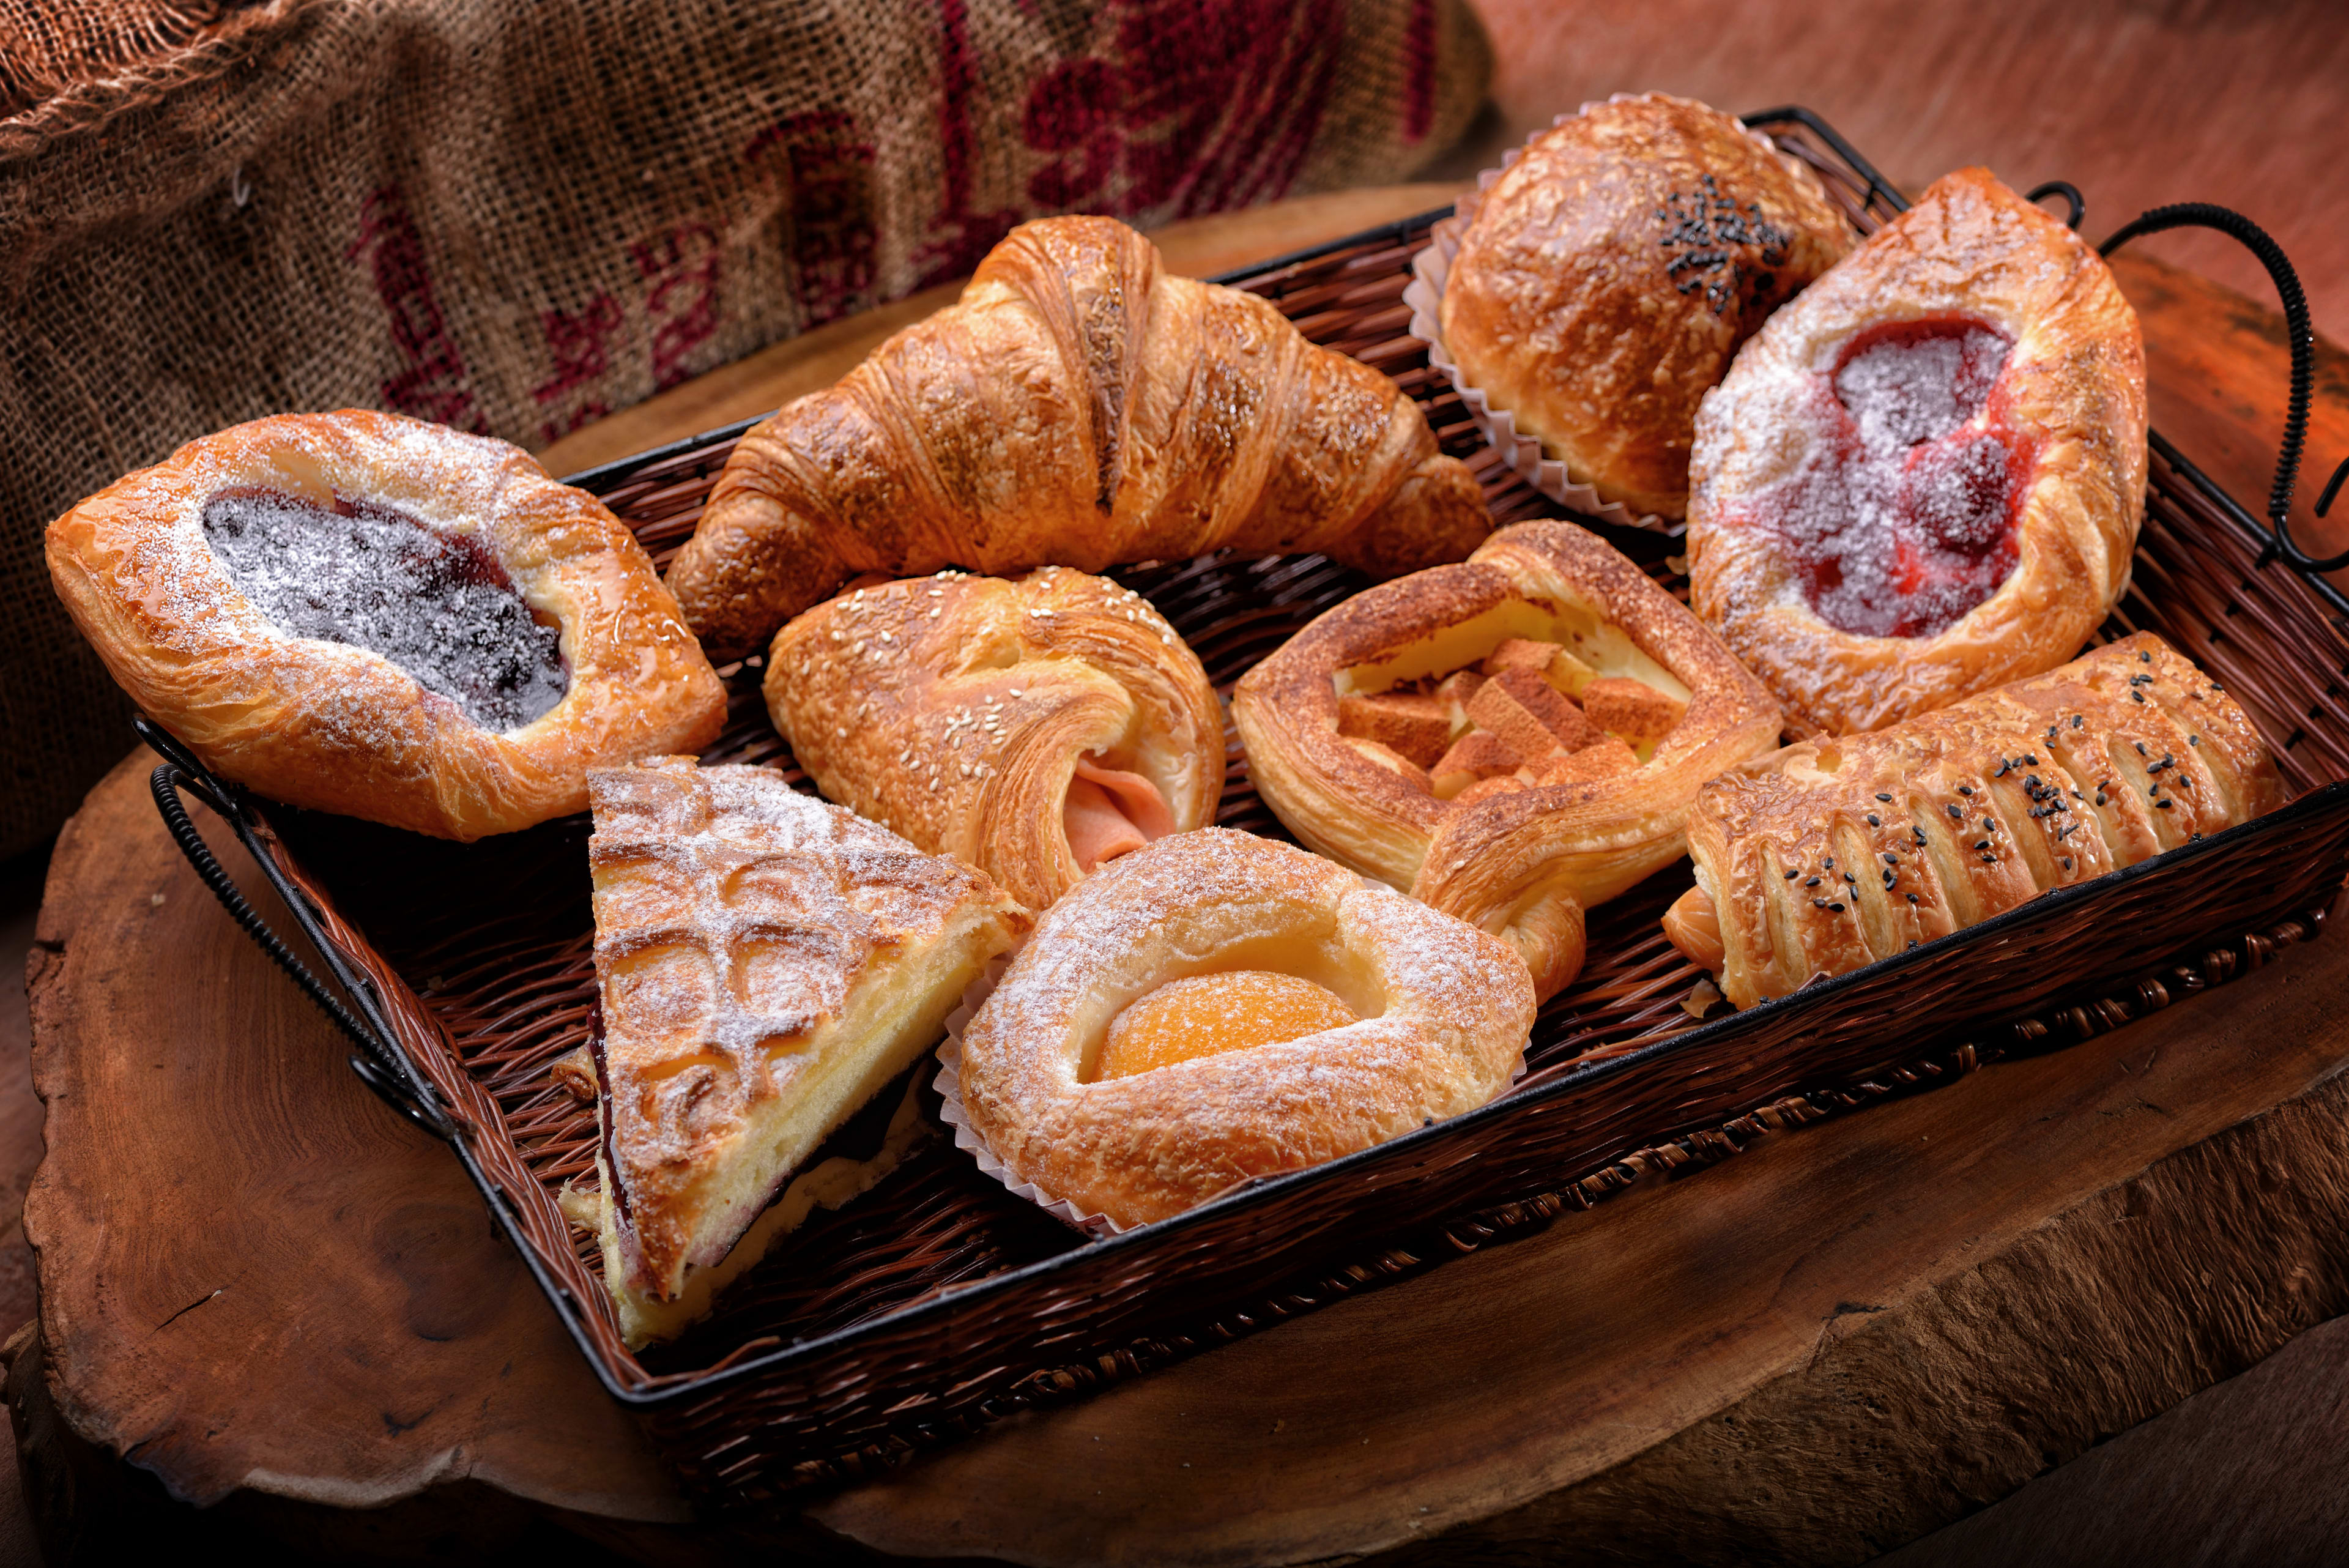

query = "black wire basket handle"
[136,716,456,1142]
[2099,202,2348,574]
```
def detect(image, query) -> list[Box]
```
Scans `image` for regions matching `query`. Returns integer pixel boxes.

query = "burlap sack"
[0,0,1491,860]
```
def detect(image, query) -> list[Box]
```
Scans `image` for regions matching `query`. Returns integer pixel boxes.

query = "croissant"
[763,566,1224,912]
[1661,634,2283,1009]
[667,215,1492,660]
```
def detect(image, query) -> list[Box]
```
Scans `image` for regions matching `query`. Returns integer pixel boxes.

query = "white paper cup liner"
[1406,94,1797,535]
[934,951,1133,1241]
[934,915,1530,1241]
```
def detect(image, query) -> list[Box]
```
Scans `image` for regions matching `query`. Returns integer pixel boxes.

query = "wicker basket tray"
[146,110,2349,1507]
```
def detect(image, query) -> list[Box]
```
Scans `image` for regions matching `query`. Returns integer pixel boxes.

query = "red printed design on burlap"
[531,294,623,446]
[630,224,724,391]
[344,187,489,434]
[1016,0,1348,223]
[746,111,883,329]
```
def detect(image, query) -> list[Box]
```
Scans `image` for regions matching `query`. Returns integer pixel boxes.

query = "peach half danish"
[1234,520,1781,998]
[763,566,1222,912]
[953,829,1534,1229]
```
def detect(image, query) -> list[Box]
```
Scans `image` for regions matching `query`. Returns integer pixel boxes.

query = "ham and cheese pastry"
[585,757,1027,1346]
[763,567,1223,912]
[1687,167,2148,735]
[954,829,1534,1229]
[1661,634,2283,1008]
[1234,519,1781,997]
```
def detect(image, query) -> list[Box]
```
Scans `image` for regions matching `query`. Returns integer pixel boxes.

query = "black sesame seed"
[2131,690,2145,704]
[1829,902,1846,913]
[1883,852,1899,864]
[2156,799,2174,809]
[2189,735,2200,745]
[1866,813,1880,827]
[2096,792,2108,806]
[1914,827,1929,844]
[1784,868,1798,879]
[2140,650,2152,662]
[1882,869,1896,887]
[1948,804,1964,819]
[1906,893,1919,903]
[1975,839,1991,851]
[2073,715,2084,727]
[2061,855,2073,870]
[1876,792,1893,802]
[2134,741,2147,756]
[1813,898,1828,908]
[1958,785,1974,796]
[1806,876,1821,886]
[1822,856,1833,868]
[1844,872,1857,884]
[2026,755,2039,766]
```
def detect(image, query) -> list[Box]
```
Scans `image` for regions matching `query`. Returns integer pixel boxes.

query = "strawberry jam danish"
[1686,167,2148,736]
[952,829,1534,1228]
[45,409,725,839]
[1235,519,1781,998]
[764,567,1223,912]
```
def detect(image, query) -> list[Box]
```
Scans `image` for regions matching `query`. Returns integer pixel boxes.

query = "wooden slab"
[17,756,689,1558]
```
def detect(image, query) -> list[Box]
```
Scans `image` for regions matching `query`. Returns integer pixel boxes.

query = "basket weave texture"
[230,127,2349,1505]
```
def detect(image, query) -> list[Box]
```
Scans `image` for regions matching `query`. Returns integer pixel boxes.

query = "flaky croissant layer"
[668,215,1491,659]
[1666,634,2284,1009]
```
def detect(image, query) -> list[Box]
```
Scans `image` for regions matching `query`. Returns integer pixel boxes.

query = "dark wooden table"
[14,186,2349,1565]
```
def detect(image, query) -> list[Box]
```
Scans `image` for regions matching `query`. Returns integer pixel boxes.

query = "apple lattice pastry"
[1234,520,1781,997]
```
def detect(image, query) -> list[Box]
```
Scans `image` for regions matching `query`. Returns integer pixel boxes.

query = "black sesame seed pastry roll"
[1660,633,2284,1008]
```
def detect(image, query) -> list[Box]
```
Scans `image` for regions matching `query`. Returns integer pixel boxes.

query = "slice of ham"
[1063,759,1176,872]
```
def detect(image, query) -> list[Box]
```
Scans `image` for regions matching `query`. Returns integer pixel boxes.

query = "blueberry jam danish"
[46,409,724,838]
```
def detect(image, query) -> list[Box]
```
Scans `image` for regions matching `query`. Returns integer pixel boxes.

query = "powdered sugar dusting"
[955,829,1534,1226]
[1743,321,2024,638]
[202,486,567,731]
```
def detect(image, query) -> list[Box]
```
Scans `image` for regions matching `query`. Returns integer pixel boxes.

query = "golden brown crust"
[589,757,1027,1303]
[957,829,1534,1229]
[1234,519,1782,998]
[667,215,1492,659]
[1669,634,2284,1008]
[1686,167,2150,736]
[764,567,1225,912]
[1438,94,1855,518]
[43,409,725,839]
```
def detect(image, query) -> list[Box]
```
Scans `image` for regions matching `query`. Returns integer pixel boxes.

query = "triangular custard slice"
[585,756,1028,1345]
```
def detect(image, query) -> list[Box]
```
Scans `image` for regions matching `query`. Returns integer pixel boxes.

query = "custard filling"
[1094,970,1357,1080]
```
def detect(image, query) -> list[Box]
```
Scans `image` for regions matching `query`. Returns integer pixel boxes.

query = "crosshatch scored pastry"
[764,566,1223,912]
[1661,634,2282,1009]
[1234,519,1781,998]
[954,829,1534,1230]
[584,756,1027,1346]
[44,409,726,839]
[1687,166,2148,737]
[666,214,1492,660]
[1436,93,1855,518]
